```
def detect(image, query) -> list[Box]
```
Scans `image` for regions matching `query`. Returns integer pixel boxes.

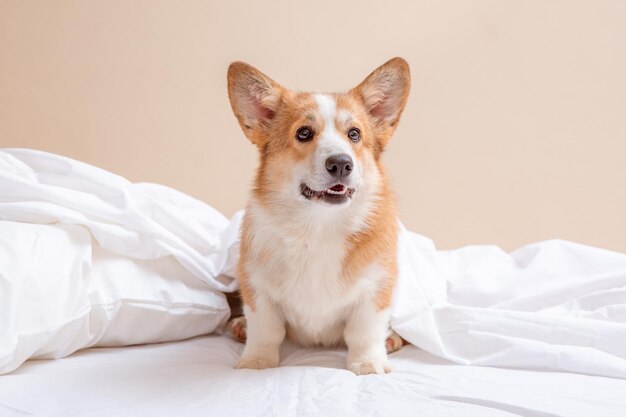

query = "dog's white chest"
[247,216,369,346]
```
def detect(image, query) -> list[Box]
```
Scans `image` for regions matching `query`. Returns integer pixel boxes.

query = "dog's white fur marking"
[313,94,355,159]
[307,94,360,191]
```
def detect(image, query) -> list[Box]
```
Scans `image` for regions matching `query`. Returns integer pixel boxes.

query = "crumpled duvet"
[1,148,625,378]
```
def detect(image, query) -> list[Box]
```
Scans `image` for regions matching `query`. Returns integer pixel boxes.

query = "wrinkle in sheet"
[434,395,563,417]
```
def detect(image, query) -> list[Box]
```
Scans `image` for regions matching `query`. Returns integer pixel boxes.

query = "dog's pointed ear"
[351,57,410,148]
[228,62,283,144]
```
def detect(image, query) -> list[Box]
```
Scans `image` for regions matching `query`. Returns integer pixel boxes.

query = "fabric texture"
[392,226,626,378]
[1,148,625,379]
[0,149,236,374]
[2,335,626,417]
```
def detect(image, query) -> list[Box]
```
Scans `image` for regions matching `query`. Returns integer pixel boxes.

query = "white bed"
[2,149,626,416]
[2,335,625,417]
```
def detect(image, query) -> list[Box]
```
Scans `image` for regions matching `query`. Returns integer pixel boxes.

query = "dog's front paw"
[348,359,393,375]
[236,355,278,370]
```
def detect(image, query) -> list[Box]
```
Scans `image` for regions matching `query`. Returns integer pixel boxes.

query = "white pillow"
[0,221,230,375]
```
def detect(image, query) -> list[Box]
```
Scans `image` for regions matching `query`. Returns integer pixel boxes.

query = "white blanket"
[1,149,625,378]
[0,149,238,374]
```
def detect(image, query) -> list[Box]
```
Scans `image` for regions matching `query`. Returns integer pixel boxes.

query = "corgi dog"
[227,58,410,375]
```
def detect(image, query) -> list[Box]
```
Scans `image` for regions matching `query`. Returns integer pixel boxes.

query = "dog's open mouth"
[300,183,355,204]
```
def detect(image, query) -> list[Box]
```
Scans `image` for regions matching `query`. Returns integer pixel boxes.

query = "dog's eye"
[348,128,361,142]
[296,127,314,142]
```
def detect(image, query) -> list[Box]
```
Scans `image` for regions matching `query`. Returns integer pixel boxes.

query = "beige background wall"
[1,1,625,252]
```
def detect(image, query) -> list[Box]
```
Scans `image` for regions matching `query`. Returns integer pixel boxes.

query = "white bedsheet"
[1,148,626,380]
[1,335,625,417]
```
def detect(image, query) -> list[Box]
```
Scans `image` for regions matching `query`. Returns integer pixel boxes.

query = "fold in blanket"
[1,149,625,378]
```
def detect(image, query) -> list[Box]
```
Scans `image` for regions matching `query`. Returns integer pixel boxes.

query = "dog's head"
[227,58,410,211]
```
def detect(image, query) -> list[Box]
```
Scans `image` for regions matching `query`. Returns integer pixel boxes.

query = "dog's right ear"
[227,62,283,145]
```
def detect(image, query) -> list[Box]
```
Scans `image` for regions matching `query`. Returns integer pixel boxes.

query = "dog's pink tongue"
[330,184,345,192]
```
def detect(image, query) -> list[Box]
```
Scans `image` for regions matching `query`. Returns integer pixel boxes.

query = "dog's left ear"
[351,57,410,148]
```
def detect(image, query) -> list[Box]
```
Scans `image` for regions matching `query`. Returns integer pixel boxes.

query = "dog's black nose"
[325,154,353,178]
